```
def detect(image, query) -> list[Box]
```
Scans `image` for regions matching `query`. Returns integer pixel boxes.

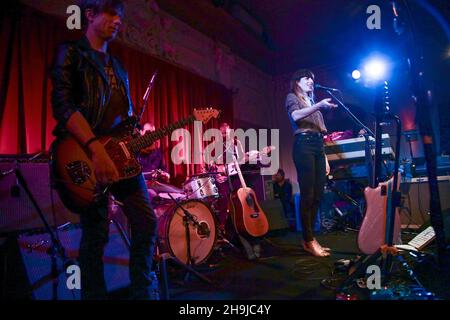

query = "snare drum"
[157,200,217,265]
[183,176,219,199]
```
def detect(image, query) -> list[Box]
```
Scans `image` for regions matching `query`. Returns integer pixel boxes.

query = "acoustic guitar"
[229,148,269,238]
[50,108,220,213]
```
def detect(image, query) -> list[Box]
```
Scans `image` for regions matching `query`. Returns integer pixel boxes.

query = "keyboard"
[325,133,394,163]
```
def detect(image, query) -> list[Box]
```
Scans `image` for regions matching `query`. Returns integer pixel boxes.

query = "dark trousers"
[292,133,326,242]
[79,174,157,300]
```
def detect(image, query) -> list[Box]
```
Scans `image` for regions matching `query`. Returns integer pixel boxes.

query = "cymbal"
[146,181,184,194]
[190,172,218,177]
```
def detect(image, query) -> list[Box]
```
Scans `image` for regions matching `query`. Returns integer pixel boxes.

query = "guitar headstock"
[193,108,221,124]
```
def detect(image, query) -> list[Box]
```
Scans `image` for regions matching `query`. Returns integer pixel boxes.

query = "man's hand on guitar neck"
[89,141,120,185]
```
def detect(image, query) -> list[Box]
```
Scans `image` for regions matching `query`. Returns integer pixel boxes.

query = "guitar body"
[230,187,269,238]
[50,133,141,213]
[357,176,402,254]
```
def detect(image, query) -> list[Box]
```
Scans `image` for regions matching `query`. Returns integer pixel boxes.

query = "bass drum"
[157,200,217,265]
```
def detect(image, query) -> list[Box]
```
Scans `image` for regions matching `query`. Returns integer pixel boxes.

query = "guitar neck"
[233,156,247,189]
[128,115,195,153]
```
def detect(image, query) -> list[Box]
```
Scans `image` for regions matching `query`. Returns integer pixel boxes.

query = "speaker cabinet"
[0,161,78,234]
[230,170,273,201]
[260,199,289,231]
[3,221,130,300]
[400,176,450,229]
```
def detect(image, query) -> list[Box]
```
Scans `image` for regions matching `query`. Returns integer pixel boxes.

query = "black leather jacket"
[51,36,134,137]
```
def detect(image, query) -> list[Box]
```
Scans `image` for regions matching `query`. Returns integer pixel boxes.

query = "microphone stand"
[2,167,75,300]
[153,193,215,300]
[325,90,391,182]
[166,193,213,281]
[325,90,374,137]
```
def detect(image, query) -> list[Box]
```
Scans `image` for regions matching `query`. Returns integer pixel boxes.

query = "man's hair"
[290,69,315,92]
[79,0,125,28]
[277,168,285,177]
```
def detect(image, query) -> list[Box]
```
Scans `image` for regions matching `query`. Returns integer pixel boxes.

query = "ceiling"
[157,0,450,75]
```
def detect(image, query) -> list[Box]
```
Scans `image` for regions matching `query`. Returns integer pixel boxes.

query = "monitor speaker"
[260,199,289,231]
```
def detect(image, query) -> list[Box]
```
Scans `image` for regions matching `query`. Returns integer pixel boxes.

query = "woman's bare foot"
[313,238,331,252]
[303,240,330,257]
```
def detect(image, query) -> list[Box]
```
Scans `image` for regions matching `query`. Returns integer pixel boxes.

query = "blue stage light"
[351,70,361,80]
[364,58,387,80]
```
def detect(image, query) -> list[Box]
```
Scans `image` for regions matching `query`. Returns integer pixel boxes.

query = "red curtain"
[0,4,232,185]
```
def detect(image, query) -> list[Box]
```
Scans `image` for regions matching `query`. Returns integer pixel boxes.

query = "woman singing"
[285,69,337,257]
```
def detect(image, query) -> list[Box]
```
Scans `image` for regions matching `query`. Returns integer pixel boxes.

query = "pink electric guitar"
[358,174,402,254]
[357,82,402,255]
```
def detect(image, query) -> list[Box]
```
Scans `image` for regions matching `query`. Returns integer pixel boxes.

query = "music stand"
[324,178,362,232]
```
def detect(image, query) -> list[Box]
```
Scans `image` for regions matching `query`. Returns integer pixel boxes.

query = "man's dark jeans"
[78,174,157,300]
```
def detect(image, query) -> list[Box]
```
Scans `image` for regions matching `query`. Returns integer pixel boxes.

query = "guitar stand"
[337,244,425,295]
[336,99,408,295]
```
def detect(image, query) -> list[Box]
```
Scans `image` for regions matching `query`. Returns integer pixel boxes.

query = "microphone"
[142,70,158,102]
[138,70,158,122]
[196,221,211,238]
[314,84,340,92]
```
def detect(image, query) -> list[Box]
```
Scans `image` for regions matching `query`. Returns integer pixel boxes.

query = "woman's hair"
[290,69,315,103]
[79,0,125,28]
[290,69,315,93]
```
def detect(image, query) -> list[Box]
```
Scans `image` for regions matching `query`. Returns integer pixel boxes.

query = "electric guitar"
[357,83,401,254]
[229,149,269,238]
[358,174,402,254]
[50,108,220,213]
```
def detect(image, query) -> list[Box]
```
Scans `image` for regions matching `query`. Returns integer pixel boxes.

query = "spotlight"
[364,58,387,80]
[352,70,361,80]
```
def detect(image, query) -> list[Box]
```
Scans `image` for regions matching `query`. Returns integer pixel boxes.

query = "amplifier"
[229,170,272,201]
[0,160,78,235]
[2,221,130,300]
[399,176,450,231]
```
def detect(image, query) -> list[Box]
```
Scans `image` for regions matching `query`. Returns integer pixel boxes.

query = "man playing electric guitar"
[50,0,158,300]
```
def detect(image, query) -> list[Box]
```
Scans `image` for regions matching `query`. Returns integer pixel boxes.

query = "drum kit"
[140,146,276,267]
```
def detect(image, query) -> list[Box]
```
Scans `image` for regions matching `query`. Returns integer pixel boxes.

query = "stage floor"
[111,229,449,300]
